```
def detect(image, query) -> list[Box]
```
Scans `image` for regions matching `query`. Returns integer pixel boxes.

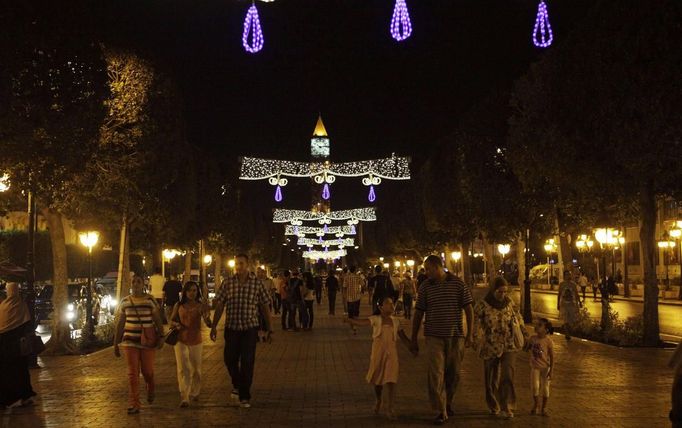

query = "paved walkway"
[2,296,674,428]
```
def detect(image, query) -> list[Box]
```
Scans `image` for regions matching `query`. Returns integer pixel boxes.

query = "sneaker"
[180,401,189,408]
[230,389,239,401]
[147,391,155,404]
[489,408,500,416]
[433,413,447,425]
[499,410,514,419]
[240,400,251,408]
[446,406,454,417]
[127,407,140,415]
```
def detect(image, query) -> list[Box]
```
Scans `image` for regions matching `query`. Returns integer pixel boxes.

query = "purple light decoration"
[242,3,264,53]
[323,224,329,234]
[319,237,323,245]
[350,224,357,235]
[532,1,554,48]
[390,0,413,42]
[368,185,376,202]
[274,185,282,202]
[294,225,299,235]
[322,183,331,200]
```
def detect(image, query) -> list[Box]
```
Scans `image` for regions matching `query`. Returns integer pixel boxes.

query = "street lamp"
[227,258,236,275]
[543,239,557,287]
[669,222,682,299]
[406,259,415,276]
[658,235,676,292]
[594,227,621,329]
[162,248,180,279]
[78,230,99,342]
[451,251,462,275]
[497,244,510,278]
[203,254,213,265]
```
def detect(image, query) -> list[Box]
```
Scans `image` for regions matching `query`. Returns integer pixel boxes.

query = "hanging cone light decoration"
[532,1,554,48]
[323,224,329,233]
[322,183,331,200]
[350,224,357,235]
[242,3,264,53]
[390,0,413,42]
[368,185,376,202]
[274,185,283,202]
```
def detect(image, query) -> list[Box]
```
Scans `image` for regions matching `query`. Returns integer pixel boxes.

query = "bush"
[74,321,115,353]
[567,307,644,347]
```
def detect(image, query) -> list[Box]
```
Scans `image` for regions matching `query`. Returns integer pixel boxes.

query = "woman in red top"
[169,281,211,407]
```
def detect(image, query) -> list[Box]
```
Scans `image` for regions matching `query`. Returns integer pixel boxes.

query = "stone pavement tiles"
[2,297,673,428]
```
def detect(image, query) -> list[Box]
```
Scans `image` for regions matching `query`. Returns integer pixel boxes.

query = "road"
[471,287,682,341]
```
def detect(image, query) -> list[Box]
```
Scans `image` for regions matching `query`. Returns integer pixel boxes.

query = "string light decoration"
[532,1,554,48]
[273,208,377,224]
[284,225,356,236]
[303,249,347,260]
[297,237,355,248]
[240,154,410,201]
[242,2,264,54]
[390,0,413,42]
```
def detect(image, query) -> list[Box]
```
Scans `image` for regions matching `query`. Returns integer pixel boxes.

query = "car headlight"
[66,311,75,321]
[67,304,74,311]
[110,298,118,307]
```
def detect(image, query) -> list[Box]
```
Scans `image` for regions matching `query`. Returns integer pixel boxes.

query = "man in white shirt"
[148,267,166,322]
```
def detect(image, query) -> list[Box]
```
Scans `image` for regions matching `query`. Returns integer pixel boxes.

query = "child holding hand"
[527,318,555,416]
[345,297,401,420]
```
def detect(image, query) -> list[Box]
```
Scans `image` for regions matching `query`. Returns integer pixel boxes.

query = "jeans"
[123,347,155,409]
[484,351,517,412]
[281,300,291,329]
[304,300,314,328]
[328,290,337,314]
[347,300,360,318]
[174,342,203,401]
[425,336,464,413]
[289,300,307,330]
[224,328,258,401]
[403,294,413,319]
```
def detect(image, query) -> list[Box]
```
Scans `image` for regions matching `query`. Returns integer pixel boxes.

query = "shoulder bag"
[510,308,525,350]
[132,297,159,348]
[165,303,183,346]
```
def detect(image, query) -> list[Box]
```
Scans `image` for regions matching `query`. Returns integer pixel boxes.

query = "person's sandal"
[127,407,140,415]
[433,413,447,425]
[147,391,155,404]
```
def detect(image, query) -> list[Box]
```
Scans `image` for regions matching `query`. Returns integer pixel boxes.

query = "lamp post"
[658,234,676,292]
[497,244,510,278]
[451,251,462,275]
[594,227,620,330]
[79,231,100,342]
[162,249,180,280]
[671,223,682,299]
[227,258,236,276]
[543,239,557,287]
[406,259,415,276]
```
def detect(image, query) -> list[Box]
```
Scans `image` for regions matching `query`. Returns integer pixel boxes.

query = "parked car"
[95,272,119,315]
[35,283,101,329]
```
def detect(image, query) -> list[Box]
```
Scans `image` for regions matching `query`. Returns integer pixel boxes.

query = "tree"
[508,0,682,345]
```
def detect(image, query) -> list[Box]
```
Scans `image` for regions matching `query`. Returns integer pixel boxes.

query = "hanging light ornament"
[242,2,264,53]
[322,183,331,200]
[323,224,329,234]
[350,224,357,235]
[269,176,287,201]
[532,1,554,48]
[274,185,283,202]
[368,185,376,202]
[390,0,413,42]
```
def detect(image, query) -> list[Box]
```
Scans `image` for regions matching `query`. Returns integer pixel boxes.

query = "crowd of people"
[1,255,589,425]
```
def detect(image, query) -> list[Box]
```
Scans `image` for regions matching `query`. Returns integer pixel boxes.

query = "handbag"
[510,310,525,350]
[165,304,182,346]
[20,333,46,357]
[132,297,159,348]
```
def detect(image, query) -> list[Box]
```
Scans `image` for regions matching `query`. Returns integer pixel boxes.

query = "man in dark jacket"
[368,265,396,315]
[326,270,339,315]
[314,271,325,306]
[288,270,306,331]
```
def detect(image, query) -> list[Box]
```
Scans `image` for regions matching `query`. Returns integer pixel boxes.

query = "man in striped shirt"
[411,255,474,425]
[344,266,364,319]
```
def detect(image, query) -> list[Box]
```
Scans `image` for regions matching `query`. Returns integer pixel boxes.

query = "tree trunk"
[516,232,527,307]
[640,182,660,346]
[184,248,192,284]
[116,214,131,301]
[214,254,222,291]
[461,238,472,287]
[482,233,495,287]
[41,208,76,355]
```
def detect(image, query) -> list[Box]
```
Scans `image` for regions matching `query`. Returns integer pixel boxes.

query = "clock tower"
[311,115,331,214]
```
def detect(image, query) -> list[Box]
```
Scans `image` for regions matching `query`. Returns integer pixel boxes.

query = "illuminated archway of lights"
[303,249,347,260]
[240,154,410,202]
[273,207,376,224]
[285,225,356,237]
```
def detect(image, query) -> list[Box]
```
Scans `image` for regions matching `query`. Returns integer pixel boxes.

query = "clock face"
[311,137,330,157]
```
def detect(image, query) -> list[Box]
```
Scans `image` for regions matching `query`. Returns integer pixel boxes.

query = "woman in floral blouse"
[473,277,528,419]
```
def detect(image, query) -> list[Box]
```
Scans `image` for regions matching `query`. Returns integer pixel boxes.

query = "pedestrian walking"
[345,296,401,420]
[314,270,325,306]
[578,273,588,303]
[114,275,165,414]
[369,265,396,315]
[149,267,166,323]
[400,273,416,320]
[326,269,340,315]
[527,318,554,416]
[473,276,527,420]
[302,271,315,330]
[272,272,282,315]
[341,267,349,314]
[344,266,364,334]
[163,275,183,324]
[410,255,474,425]
[169,281,211,407]
[0,282,36,408]
[287,270,307,331]
[557,271,581,340]
[280,270,292,330]
[210,254,272,408]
